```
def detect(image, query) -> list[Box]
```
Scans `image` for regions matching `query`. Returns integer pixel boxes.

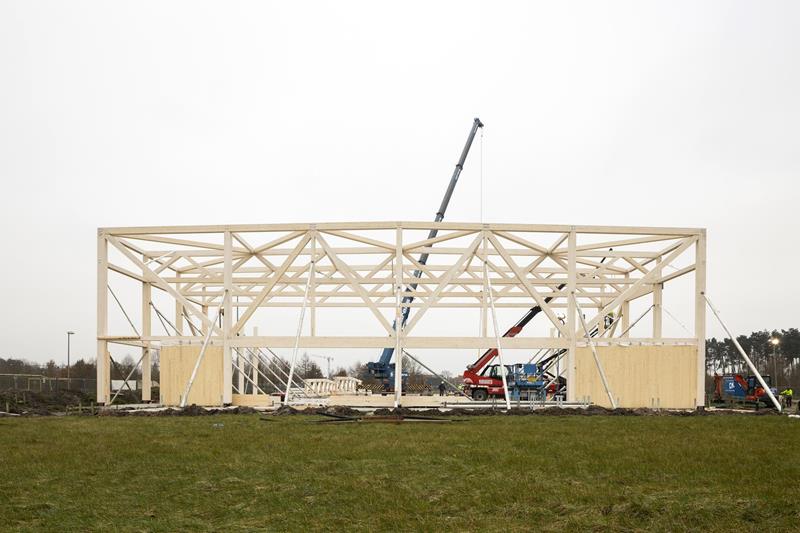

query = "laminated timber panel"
[574,345,697,409]
[160,345,224,406]
[231,394,274,407]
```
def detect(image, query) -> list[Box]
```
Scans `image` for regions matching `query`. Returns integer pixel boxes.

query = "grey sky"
[1,1,798,370]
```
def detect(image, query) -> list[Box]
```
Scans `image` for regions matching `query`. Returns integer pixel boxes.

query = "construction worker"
[438,381,446,396]
[780,388,793,408]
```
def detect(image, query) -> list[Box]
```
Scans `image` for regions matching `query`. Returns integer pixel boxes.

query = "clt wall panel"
[575,345,697,409]
[160,345,224,406]
[231,394,274,407]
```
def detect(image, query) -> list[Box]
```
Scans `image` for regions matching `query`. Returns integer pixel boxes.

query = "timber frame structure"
[96,221,707,407]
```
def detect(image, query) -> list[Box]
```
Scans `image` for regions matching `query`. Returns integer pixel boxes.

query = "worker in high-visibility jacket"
[780,388,793,408]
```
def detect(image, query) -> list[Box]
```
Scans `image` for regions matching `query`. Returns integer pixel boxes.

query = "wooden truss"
[96,221,706,406]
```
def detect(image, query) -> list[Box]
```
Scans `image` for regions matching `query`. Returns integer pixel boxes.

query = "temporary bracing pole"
[108,284,141,337]
[704,294,781,412]
[150,302,181,336]
[284,255,315,406]
[241,348,282,392]
[573,293,617,409]
[402,349,472,400]
[230,358,268,396]
[485,258,512,410]
[108,348,150,405]
[180,291,226,407]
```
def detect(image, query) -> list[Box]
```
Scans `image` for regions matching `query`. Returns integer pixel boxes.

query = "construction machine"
[713,373,779,406]
[462,256,614,401]
[366,118,484,390]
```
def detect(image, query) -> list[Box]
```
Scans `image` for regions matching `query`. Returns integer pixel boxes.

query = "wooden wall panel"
[160,345,224,406]
[231,394,274,407]
[574,345,697,409]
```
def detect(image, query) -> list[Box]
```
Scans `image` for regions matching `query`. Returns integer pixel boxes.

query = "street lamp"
[770,337,780,389]
[66,331,75,382]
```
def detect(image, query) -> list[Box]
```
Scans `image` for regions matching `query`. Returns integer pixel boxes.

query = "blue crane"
[366,118,484,389]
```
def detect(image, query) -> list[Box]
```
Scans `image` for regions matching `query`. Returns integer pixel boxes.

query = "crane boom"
[367,118,484,384]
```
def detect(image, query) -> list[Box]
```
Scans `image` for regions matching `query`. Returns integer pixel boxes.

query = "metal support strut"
[573,293,618,409]
[284,249,316,406]
[485,257,511,410]
[704,294,781,412]
[180,291,227,408]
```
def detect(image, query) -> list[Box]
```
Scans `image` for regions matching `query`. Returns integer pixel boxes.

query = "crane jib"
[372,118,484,370]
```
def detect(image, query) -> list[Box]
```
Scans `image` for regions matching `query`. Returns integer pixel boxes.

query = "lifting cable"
[479,124,484,223]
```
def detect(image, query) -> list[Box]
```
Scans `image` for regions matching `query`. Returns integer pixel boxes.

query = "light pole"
[771,337,780,389]
[66,331,75,382]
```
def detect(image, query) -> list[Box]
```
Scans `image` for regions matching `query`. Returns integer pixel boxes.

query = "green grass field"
[1,414,798,532]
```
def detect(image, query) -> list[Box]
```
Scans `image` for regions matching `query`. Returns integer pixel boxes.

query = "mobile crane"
[366,118,484,389]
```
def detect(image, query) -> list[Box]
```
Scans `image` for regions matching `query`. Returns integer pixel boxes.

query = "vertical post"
[201,304,209,335]
[252,326,259,393]
[393,226,403,408]
[310,239,317,338]
[223,231,233,404]
[695,230,707,409]
[96,232,110,404]
[566,229,577,403]
[620,273,630,337]
[653,280,663,339]
[480,236,488,362]
[66,332,72,381]
[237,350,245,396]
[141,274,152,402]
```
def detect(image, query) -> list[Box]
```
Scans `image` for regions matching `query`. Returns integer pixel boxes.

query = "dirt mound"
[313,406,363,417]
[99,405,259,417]
[268,405,301,416]
[0,389,96,416]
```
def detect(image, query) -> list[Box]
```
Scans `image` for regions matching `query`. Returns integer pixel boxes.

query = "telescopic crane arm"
[368,118,484,380]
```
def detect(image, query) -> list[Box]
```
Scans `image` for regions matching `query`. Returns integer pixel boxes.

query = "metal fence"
[0,374,96,394]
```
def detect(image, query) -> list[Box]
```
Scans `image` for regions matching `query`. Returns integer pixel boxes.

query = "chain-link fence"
[0,374,96,395]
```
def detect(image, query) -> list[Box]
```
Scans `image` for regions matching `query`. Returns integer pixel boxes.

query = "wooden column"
[566,229,577,403]
[480,233,488,362]
[694,230,707,408]
[252,326,259,394]
[310,244,317,337]
[621,273,630,337]
[393,226,403,407]
[96,232,110,404]
[141,274,152,402]
[223,230,233,404]
[653,281,663,339]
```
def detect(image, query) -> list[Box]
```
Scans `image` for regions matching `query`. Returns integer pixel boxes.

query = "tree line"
[706,328,799,386]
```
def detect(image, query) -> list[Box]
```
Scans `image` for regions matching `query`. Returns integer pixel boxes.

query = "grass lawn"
[1,414,799,532]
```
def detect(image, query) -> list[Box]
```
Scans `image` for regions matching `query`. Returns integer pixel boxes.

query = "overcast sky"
[1,1,798,370]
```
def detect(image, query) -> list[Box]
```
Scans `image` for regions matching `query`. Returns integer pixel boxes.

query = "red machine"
[462,302,561,401]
